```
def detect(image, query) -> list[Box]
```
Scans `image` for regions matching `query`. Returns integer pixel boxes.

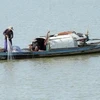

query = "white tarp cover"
[49,35,78,49]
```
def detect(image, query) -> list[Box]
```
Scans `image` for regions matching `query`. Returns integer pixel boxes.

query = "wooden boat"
[0,40,100,60]
[0,42,100,60]
[0,31,100,60]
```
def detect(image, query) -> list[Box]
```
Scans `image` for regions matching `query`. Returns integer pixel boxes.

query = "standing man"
[3,26,14,51]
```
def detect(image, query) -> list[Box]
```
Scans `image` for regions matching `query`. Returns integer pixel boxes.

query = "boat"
[0,42,100,60]
[0,31,100,60]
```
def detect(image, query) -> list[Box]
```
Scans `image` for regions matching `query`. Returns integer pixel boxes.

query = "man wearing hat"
[3,26,14,51]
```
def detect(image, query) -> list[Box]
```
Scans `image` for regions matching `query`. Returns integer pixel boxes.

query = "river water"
[0,0,100,100]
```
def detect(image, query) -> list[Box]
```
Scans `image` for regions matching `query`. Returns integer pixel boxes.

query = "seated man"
[29,39,39,51]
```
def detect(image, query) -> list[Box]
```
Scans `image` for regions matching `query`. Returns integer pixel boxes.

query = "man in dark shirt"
[3,26,14,51]
[29,39,39,51]
[31,40,39,51]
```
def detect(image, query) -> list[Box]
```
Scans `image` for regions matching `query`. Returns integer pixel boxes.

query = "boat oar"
[44,31,50,45]
[44,31,50,51]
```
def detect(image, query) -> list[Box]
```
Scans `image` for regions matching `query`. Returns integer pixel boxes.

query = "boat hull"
[33,44,100,57]
[0,44,100,60]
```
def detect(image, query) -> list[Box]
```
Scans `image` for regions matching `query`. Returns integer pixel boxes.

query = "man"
[29,39,39,51]
[3,26,14,51]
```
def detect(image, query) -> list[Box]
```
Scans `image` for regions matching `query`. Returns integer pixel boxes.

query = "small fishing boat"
[0,41,100,60]
[0,31,100,60]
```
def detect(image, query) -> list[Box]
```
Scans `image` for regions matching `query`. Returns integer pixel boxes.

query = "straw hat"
[8,26,13,30]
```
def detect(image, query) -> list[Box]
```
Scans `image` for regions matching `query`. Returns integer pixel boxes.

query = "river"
[0,0,100,100]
